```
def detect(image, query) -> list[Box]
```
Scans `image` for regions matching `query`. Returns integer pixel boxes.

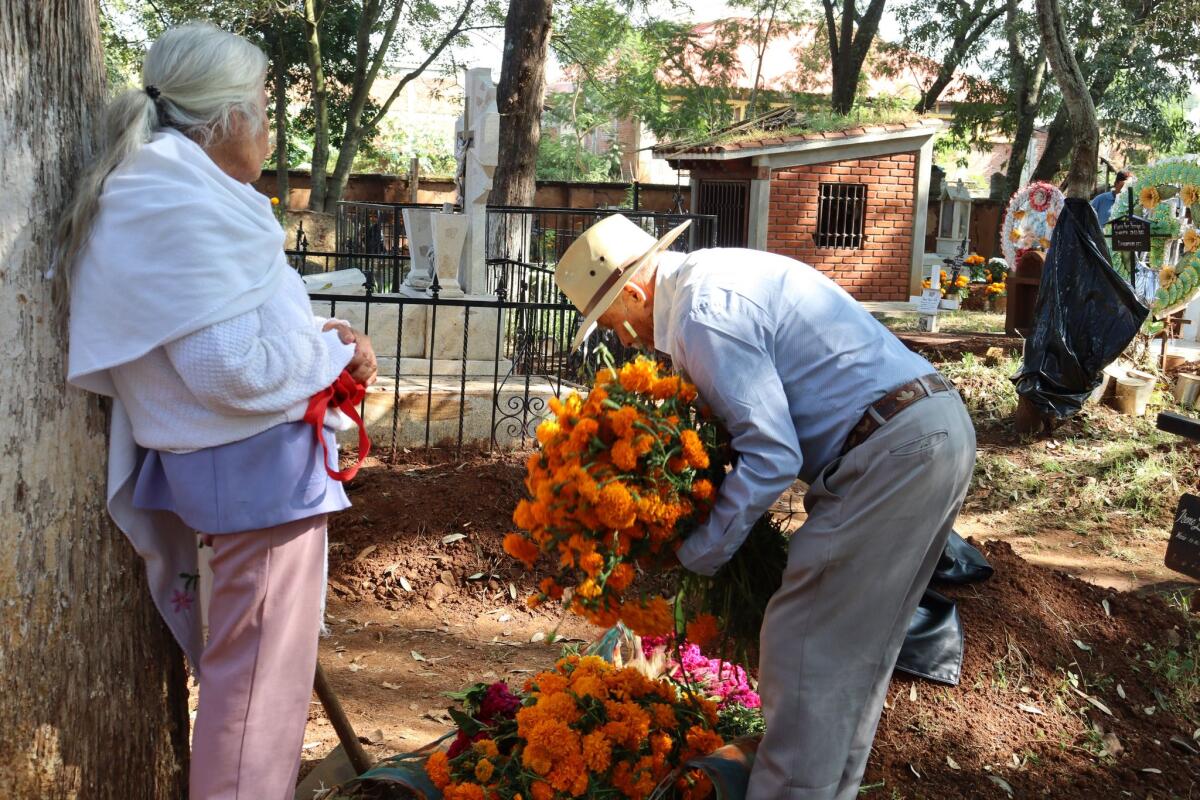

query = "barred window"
[814,182,867,249]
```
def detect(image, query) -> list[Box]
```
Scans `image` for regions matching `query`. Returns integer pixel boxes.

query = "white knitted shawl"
[66,130,291,673]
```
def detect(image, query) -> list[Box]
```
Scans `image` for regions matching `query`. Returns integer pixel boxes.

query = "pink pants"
[191,515,327,800]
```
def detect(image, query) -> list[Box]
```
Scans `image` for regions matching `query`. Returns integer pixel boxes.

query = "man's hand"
[323,321,378,386]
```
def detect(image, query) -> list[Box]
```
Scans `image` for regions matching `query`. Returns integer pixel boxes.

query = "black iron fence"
[298,202,713,456]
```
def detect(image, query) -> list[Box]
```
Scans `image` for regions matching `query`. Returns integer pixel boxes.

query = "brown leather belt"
[842,373,955,454]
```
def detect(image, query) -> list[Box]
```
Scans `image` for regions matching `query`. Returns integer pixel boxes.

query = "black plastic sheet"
[895,532,991,686]
[1012,197,1149,418]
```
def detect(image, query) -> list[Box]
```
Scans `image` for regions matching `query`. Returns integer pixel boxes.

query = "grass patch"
[875,310,1007,335]
[940,352,1021,421]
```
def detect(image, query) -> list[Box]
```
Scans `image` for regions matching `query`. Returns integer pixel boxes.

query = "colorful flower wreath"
[1001,181,1066,269]
[1107,156,1200,317]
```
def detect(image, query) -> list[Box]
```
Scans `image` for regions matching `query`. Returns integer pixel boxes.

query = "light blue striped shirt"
[655,249,934,575]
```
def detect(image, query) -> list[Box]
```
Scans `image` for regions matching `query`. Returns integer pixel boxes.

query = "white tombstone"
[458,67,500,295]
[936,179,972,257]
[402,208,435,289]
[430,211,468,298]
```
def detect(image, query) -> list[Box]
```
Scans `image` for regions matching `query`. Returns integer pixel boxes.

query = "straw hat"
[555,214,692,351]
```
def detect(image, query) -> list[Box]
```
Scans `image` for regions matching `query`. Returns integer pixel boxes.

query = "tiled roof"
[655,117,942,158]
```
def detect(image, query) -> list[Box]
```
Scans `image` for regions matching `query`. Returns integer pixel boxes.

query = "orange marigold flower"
[685,614,720,648]
[684,725,724,758]
[581,730,612,772]
[611,438,638,471]
[474,758,494,783]
[596,482,637,530]
[620,596,674,638]
[444,782,486,800]
[424,751,451,789]
[619,358,658,393]
[474,739,499,758]
[580,552,604,578]
[503,533,539,568]
[530,782,554,800]
[607,405,639,439]
[690,479,714,501]
[607,563,634,591]
[651,374,681,400]
[535,419,561,446]
[680,430,710,469]
[650,702,677,729]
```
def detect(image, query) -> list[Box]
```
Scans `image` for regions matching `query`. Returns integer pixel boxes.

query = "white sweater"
[110,270,356,453]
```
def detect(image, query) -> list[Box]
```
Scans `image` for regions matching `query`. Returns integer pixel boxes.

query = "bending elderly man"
[554,215,976,800]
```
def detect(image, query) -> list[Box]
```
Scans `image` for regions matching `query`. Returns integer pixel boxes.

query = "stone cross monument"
[456,67,500,295]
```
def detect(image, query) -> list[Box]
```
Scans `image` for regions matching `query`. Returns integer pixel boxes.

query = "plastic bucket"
[1113,375,1153,416]
[1175,373,1200,407]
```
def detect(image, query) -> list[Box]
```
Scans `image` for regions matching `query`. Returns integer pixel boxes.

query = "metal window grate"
[697,180,749,248]
[814,182,867,249]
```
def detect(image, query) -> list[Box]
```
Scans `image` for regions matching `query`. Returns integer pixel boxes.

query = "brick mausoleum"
[657,118,942,301]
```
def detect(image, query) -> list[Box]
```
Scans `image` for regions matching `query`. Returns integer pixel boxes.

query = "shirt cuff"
[676,531,726,577]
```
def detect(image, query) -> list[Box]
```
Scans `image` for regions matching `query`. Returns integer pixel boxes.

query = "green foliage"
[715,704,766,739]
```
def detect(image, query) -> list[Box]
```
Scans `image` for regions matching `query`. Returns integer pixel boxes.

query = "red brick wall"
[767,152,917,301]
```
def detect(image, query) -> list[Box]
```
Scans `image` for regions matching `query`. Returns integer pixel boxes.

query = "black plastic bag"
[933,530,994,584]
[895,532,992,686]
[1012,198,1148,418]
[895,589,964,685]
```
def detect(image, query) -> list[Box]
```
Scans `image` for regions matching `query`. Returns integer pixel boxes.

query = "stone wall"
[766,152,918,302]
[255,171,688,214]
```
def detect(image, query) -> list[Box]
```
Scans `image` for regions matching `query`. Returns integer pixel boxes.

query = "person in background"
[61,23,376,800]
[1092,170,1134,228]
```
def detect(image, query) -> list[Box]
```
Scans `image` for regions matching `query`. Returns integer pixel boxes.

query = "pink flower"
[171,590,194,613]
[641,637,761,710]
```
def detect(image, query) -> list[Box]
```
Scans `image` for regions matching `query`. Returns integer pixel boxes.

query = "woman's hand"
[323,321,378,386]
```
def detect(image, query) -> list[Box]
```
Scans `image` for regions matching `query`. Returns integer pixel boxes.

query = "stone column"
[431,211,468,297]
[459,67,500,296]
[402,207,434,289]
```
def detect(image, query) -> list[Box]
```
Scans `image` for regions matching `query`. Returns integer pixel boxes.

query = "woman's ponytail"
[52,89,158,280]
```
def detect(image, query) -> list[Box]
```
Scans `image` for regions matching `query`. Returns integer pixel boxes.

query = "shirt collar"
[652,250,689,358]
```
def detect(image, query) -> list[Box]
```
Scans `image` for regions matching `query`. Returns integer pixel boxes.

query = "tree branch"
[365,0,476,131]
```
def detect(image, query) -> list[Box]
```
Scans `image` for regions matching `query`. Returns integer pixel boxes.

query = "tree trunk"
[1030,106,1069,183]
[0,3,190,799]
[824,0,888,114]
[489,0,553,207]
[1003,0,1047,197]
[913,5,1005,114]
[273,21,290,220]
[304,0,330,212]
[1035,0,1098,197]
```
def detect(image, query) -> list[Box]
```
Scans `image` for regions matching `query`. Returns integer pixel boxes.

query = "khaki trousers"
[747,392,976,800]
[190,515,327,800]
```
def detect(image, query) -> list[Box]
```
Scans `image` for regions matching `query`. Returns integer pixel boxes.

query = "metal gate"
[697,180,749,248]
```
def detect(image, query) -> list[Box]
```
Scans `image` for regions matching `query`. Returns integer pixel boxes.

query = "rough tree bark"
[823,0,889,114]
[0,3,189,799]
[1034,0,1098,197]
[489,0,553,207]
[303,0,331,212]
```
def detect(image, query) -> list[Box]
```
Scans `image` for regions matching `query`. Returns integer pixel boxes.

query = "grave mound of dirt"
[871,539,1199,797]
[327,455,1200,798]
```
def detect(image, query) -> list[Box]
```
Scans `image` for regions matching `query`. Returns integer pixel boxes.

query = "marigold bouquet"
[425,655,725,800]
[505,356,722,637]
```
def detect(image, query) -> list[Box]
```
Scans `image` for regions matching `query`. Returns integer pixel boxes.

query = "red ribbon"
[305,369,371,482]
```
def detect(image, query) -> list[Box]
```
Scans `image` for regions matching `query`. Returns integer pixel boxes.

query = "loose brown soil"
[303,449,1200,799]
[300,337,1200,798]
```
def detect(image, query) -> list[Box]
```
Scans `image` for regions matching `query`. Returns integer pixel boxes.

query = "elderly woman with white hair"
[61,23,375,799]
